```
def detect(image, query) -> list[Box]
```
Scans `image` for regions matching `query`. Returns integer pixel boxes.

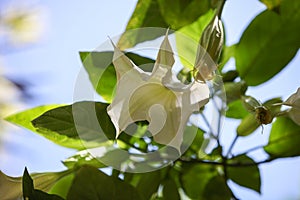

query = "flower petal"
[110,38,144,80]
[107,69,146,138]
[107,31,210,151]
[285,87,300,108]
[151,30,175,81]
[284,88,300,125]
[289,106,300,126]
[127,83,182,149]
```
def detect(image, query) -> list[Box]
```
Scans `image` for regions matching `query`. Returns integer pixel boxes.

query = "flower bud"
[194,0,225,82]
[199,14,224,63]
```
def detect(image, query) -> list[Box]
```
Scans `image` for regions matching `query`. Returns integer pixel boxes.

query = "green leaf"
[227,155,261,193]
[157,0,210,30]
[118,0,211,49]
[176,68,192,84]
[49,173,74,199]
[260,0,281,10]
[0,171,22,199]
[31,101,116,149]
[162,179,180,200]
[117,0,168,49]
[123,170,166,199]
[5,105,92,149]
[226,100,249,119]
[67,166,143,200]
[63,150,107,169]
[237,114,260,136]
[203,146,223,162]
[264,117,300,157]
[23,168,64,200]
[80,51,155,102]
[99,149,131,169]
[5,104,62,131]
[0,169,71,199]
[202,176,232,200]
[181,126,205,158]
[235,1,300,86]
[23,168,34,199]
[180,163,218,199]
[224,81,248,104]
[135,171,162,199]
[79,51,115,102]
[176,10,214,69]
[219,45,236,70]
[126,52,155,72]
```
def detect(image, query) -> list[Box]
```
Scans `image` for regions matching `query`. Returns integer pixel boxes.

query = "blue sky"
[1,0,300,199]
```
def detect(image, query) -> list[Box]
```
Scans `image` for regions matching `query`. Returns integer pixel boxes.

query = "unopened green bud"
[222,70,239,82]
[224,81,248,104]
[197,0,225,64]
[193,0,225,82]
[199,14,224,63]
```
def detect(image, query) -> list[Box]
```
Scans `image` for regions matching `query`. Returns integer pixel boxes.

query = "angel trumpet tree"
[107,32,210,151]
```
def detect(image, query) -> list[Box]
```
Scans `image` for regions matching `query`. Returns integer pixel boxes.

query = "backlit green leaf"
[31,101,115,149]
[67,166,143,200]
[264,117,300,158]
[202,175,232,200]
[226,100,249,119]
[49,173,74,199]
[180,163,217,199]
[176,10,214,69]
[63,150,107,169]
[117,0,168,49]
[219,45,236,70]
[0,171,22,199]
[157,0,210,30]
[0,169,70,200]
[260,0,281,10]
[23,168,64,200]
[227,155,261,193]
[118,0,211,49]
[162,179,180,200]
[181,125,205,158]
[5,105,92,150]
[235,1,300,85]
[135,171,162,199]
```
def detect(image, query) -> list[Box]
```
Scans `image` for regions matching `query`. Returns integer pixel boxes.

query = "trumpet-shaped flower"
[107,32,210,150]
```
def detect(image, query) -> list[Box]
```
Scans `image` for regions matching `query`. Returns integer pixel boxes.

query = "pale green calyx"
[107,32,210,150]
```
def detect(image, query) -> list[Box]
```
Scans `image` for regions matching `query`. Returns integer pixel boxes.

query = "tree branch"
[179,157,276,167]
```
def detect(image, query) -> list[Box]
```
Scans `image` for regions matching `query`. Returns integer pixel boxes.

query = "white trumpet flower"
[107,32,210,150]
